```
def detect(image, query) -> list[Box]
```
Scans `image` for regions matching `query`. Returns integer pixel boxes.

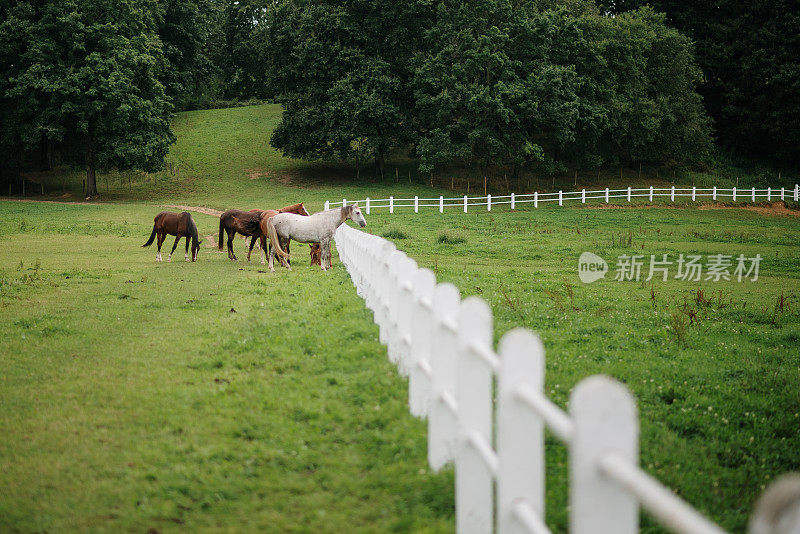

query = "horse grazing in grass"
[143,211,202,262]
[261,204,366,272]
[218,203,309,261]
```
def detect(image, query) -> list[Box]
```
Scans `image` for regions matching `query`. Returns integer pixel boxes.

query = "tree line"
[1,0,796,197]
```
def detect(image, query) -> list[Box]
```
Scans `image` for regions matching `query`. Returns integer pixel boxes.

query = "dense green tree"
[413,2,710,180]
[0,0,175,197]
[573,8,712,167]
[158,0,223,110]
[264,0,434,175]
[599,0,800,165]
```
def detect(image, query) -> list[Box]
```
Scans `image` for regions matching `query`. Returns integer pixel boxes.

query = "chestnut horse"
[218,203,309,261]
[142,211,202,262]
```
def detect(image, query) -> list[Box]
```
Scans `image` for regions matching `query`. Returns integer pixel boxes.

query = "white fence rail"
[333,223,800,534]
[325,184,800,213]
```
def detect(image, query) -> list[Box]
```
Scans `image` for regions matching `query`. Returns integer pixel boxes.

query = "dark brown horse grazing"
[219,203,310,262]
[143,211,202,262]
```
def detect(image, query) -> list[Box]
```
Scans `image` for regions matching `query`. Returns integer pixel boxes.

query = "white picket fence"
[325,184,800,213]
[332,222,800,534]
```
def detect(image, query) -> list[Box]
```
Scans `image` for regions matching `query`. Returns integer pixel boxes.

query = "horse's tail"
[142,224,157,247]
[218,217,225,250]
[267,218,290,259]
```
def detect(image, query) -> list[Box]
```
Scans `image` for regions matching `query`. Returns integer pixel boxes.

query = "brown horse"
[218,203,310,261]
[143,211,202,262]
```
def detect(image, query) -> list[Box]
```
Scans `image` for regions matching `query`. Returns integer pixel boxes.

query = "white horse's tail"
[267,218,290,259]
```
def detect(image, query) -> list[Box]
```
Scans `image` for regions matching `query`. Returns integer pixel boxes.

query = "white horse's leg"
[320,239,331,271]
[157,251,162,262]
[268,244,275,272]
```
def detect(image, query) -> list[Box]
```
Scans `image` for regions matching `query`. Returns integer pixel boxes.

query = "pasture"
[1,104,799,533]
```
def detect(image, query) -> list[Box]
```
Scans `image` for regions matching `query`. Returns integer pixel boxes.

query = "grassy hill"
[1,104,799,533]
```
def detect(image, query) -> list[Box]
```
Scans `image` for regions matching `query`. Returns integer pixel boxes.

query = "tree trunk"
[85,135,98,197]
[374,154,385,180]
[86,165,98,197]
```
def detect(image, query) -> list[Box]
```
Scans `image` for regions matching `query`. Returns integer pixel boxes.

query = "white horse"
[265,204,366,272]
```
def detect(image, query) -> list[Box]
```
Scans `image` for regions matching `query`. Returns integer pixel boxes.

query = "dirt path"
[0,197,225,217]
[164,204,223,217]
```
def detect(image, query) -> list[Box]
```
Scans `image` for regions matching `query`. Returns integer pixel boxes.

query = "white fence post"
[366,197,371,215]
[511,193,515,210]
[414,195,419,213]
[670,186,675,203]
[429,283,461,471]
[390,195,394,214]
[440,196,444,213]
[498,329,546,534]
[692,186,696,202]
[605,187,610,203]
[456,297,496,534]
[325,200,330,210]
[487,194,492,212]
[627,186,631,202]
[464,195,468,213]
[343,198,347,206]
[559,190,563,206]
[409,269,437,418]
[582,189,586,204]
[534,191,538,208]
[385,250,406,364]
[794,184,798,201]
[713,186,717,201]
[375,241,397,345]
[752,187,756,202]
[781,187,785,201]
[733,187,737,202]
[767,187,771,201]
[570,376,638,534]
[649,186,653,202]
[395,256,419,377]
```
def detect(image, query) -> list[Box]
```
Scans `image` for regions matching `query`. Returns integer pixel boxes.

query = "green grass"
[364,205,800,532]
[0,203,453,533]
[2,104,799,533]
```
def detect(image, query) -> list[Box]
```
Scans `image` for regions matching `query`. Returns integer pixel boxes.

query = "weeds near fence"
[382,228,409,240]
[437,231,467,245]
[669,307,689,344]
[610,230,634,247]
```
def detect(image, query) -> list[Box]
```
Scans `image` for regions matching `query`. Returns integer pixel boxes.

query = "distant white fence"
[333,223,800,534]
[325,184,800,213]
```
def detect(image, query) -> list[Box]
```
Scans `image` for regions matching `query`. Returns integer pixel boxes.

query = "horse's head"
[192,237,203,261]
[310,243,321,265]
[348,203,366,227]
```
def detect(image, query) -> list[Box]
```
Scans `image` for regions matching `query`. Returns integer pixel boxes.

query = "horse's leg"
[268,242,276,272]
[168,235,180,262]
[279,237,292,271]
[285,240,291,268]
[184,235,190,261]
[320,239,331,271]
[247,234,257,261]
[227,229,237,260]
[260,234,267,265]
[156,233,165,262]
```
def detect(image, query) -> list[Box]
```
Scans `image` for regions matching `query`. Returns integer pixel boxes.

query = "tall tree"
[0,0,175,197]
[264,0,434,175]
[158,0,223,110]
[599,0,800,165]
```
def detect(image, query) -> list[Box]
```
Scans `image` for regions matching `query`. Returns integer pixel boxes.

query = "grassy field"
[2,104,799,533]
